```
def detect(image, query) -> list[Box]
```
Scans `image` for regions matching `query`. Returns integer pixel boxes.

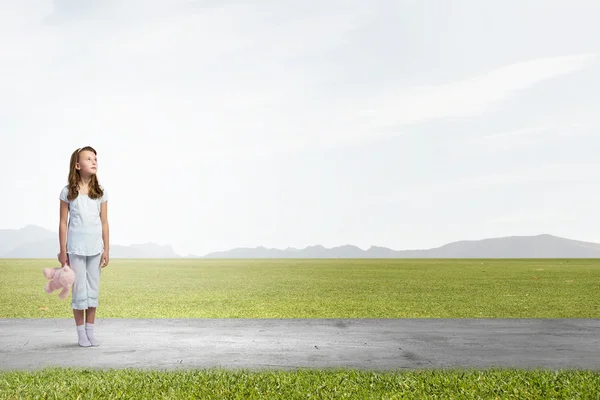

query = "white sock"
[77,324,91,347]
[85,323,99,346]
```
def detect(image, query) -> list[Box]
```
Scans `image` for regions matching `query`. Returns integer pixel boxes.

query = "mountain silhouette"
[0,225,179,259]
[1,225,599,258]
[204,234,600,258]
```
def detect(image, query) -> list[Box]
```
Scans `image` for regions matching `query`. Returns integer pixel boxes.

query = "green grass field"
[1,367,599,399]
[1,258,599,318]
[1,258,599,399]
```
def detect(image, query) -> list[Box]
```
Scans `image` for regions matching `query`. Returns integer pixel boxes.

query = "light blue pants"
[69,253,102,310]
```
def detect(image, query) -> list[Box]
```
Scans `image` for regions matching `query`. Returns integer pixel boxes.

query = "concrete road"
[1,318,599,372]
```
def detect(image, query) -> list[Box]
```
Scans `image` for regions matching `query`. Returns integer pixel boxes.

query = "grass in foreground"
[1,367,598,399]
[1,258,599,318]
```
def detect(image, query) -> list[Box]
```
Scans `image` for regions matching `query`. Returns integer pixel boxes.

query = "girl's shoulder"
[59,185,70,203]
[99,185,108,203]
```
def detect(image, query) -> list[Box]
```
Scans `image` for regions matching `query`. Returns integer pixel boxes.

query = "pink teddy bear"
[43,263,75,300]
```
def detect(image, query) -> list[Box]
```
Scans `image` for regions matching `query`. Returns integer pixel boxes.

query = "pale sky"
[1,0,599,256]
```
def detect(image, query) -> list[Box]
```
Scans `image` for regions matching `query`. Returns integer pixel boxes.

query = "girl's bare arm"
[59,200,69,261]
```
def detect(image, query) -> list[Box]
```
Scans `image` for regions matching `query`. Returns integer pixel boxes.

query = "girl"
[58,146,110,347]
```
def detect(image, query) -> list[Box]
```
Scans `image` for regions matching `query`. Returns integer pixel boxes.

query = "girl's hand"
[58,252,69,266]
[101,250,109,268]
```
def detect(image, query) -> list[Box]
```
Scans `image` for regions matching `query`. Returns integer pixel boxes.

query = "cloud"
[373,162,600,205]
[1,1,597,160]
[2,1,373,151]
[453,123,594,151]
[359,53,597,133]
[483,126,552,140]
[483,123,589,140]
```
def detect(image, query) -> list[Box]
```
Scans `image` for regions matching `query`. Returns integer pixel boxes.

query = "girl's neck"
[79,176,92,188]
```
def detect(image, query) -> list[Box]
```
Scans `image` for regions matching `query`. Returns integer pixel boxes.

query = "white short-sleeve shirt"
[60,185,108,256]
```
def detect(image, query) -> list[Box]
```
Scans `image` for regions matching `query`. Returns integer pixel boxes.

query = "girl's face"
[76,150,98,176]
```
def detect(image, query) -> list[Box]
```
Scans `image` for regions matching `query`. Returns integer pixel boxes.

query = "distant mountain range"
[202,234,600,258]
[0,225,179,259]
[1,225,599,259]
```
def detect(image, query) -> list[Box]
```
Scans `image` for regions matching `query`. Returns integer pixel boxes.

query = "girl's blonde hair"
[66,146,104,201]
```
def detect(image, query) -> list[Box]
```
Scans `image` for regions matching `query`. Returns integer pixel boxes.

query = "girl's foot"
[86,323,100,346]
[77,324,92,347]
